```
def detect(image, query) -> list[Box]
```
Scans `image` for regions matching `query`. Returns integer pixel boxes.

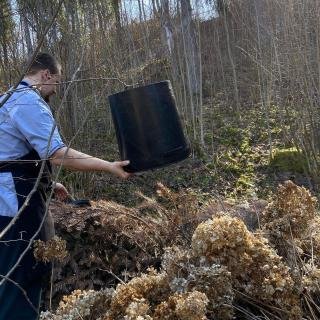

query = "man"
[0,52,131,319]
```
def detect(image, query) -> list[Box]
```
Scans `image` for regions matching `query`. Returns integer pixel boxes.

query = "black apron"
[0,149,54,320]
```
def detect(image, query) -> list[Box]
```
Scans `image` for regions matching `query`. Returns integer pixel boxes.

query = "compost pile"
[40,181,320,319]
[45,184,204,304]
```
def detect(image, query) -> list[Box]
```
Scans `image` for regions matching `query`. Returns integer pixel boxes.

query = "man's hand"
[108,160,132,179]
[53,182,70,201]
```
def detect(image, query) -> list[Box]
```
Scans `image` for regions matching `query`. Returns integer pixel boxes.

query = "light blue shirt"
[0,83,65,217]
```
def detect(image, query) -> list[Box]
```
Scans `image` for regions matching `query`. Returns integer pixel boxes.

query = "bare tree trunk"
[160,0,174,55]
[180,0,200,94]
[222,4,240,117]
[111,0,123,48]
[0,0,13,85]
[18,9,33,54]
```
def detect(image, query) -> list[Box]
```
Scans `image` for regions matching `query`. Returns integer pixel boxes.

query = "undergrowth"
[39,181,320,319]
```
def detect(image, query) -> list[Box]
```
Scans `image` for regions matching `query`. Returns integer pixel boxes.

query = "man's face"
[40,69,61,101]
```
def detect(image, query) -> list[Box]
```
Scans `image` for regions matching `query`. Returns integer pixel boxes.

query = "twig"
[59,77,138,88]
[234,289,288,317]
[98,268,125,284]
[49,262,54,311]
[303,293,318,320]
[75,308,84,319]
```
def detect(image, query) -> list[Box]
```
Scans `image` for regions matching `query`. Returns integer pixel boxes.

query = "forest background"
[2,0,320,203]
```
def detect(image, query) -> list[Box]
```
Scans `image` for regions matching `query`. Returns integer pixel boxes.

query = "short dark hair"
[26,52,61,75]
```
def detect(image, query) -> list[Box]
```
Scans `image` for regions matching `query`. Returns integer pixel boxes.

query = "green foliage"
[269,147,308,174]
[219,126,250,149]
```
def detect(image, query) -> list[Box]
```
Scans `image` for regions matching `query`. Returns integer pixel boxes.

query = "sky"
[122,0,216,21]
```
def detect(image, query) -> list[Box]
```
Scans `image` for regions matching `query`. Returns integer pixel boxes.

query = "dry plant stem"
[303,295,318,320]
[98,268,125,284]
[46,49,86,306]
[49,262,54,311]
[75,309,84,320]
[0,0,65,243]
[1,77,135,96]
[59,77,137,87]
[232,304,261,320]
[0,239,28,244]
[0,122,60,287]
[234,289,288,316]
[303,293,320,313]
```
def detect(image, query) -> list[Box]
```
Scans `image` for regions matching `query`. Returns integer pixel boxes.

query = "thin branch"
[98,268,125,284]
[59,77,138,88]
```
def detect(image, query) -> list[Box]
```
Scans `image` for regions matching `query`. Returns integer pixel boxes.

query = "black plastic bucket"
[108,80,190,172]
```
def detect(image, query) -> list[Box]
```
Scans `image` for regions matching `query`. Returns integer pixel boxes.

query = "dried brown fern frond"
[50,200,164,302]
[50,184,204,303]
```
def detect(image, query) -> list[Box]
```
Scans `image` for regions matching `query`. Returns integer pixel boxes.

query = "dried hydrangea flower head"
[109,268,170,319]
[153,291,209,320]
[192,215,301,318]
[162,246,234,319]
[262,180,317,239]
[40,289,114,320]
[33,236,68,263]
[124,298,151,319]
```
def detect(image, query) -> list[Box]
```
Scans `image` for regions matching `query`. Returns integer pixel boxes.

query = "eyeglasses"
[47,73,61,84]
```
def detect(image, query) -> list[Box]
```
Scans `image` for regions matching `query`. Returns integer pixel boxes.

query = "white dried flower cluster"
[302,264,320,293]
[162,246,234,319]
[109,268,170,319]
[153,291,209,320]
[40,289,113,320]
[187,265,234,319]
[124,298,152,319]
[261,181,320,300]
[262,180,317,239]
[174,291,209,320]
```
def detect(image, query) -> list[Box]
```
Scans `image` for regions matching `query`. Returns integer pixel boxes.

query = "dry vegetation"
[36,181,320,319]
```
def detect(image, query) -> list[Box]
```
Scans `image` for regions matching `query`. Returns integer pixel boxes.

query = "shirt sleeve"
[10,98,65,159]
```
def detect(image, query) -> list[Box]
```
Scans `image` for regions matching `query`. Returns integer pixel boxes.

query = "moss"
[269,148,308,174]
[219,126,249,148]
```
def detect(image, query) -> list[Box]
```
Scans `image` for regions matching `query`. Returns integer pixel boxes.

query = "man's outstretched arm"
[50,147,131,179]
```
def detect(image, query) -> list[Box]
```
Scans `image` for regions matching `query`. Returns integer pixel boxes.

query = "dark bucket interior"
[108,81,190,172]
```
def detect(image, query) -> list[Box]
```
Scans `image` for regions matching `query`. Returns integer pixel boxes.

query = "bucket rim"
[108,80,172,98]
